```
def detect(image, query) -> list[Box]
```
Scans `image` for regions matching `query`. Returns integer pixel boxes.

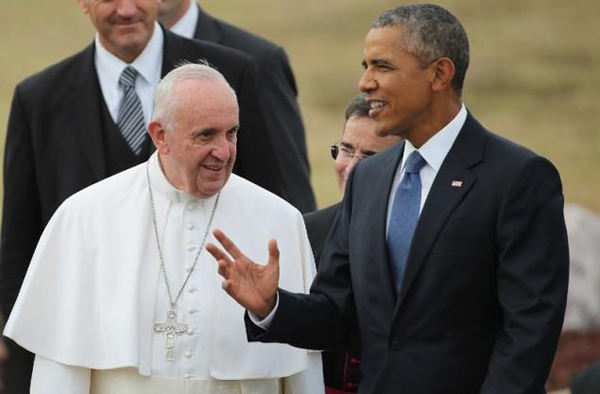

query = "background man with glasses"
[303,92,399,393]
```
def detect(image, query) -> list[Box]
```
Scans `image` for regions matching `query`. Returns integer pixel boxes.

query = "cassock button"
[187,245,196,252]
[183,373,193,379]
[187,203,196,211]
[187,224,195,231]
[184,351,194,359]
[188,287,197,293]
[188,307,199,314]
[185,266,194,272]
[186,328,196,336]
[391,340,401,350]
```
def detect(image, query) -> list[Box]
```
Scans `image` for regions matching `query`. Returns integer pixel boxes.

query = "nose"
[210,137,231,162]
[344,155,362,178]
[358,68,376,93]
[116,0,137,17]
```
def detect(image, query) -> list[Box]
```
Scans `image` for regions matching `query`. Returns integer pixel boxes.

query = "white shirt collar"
[148,152,218,205]
[401,104,467,172]
[170,1,199,39]
[95,21,164,87]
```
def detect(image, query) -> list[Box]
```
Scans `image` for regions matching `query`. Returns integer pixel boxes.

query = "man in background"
[304,93,398,393]
[158,0,316,213]
[0,1,285,393]
[305,93,399,263]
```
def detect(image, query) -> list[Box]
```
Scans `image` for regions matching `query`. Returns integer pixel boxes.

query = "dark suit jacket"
[0,27,284,394]
[248,113,570,394]
[194,4,315,213]
[304,202,341,265]
[305,202,362,392]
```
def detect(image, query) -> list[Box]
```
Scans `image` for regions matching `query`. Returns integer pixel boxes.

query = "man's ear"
[77,0,90,14]
[430,57,455,92]
[148,121,169,154]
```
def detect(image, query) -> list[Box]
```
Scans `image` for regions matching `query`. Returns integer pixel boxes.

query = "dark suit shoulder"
[195,13,285,66]
[15,46,92,104]
[165,28,255,69]
[468,115,556,179]
[303,202,341,267]
[304,203,341,228]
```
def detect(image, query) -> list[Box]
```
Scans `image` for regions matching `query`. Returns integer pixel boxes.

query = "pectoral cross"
[154,307,189,361]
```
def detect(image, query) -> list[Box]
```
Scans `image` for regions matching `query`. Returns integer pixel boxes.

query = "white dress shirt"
[169,1,198,39]
[385,104,467,234]
[94,22,163,128]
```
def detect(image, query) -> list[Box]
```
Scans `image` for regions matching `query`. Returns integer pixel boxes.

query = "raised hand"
[206,229,280,318]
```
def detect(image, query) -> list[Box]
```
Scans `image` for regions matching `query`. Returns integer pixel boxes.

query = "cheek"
[334,161,347,178]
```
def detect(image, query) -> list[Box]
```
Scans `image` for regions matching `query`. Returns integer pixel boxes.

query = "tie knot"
[119,66,138,88]
[405,151,426,174]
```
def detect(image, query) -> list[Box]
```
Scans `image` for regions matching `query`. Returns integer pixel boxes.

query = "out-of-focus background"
[1,0,599,209]
[1,0,599,391]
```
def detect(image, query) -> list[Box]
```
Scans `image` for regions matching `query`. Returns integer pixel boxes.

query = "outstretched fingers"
[212,229,244,259]
[206,242,233,278]
[267,239,280,268]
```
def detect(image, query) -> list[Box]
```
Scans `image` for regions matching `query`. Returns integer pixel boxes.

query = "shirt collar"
[402,104,467,172]
[94,21,164,88]
[170,1,199,39]
[148,152,218,205]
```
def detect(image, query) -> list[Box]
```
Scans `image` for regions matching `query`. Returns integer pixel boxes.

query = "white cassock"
[4,152,323,394]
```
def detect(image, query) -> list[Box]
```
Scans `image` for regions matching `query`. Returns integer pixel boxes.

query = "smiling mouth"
[203,164,223,172]
[368,100,387,116]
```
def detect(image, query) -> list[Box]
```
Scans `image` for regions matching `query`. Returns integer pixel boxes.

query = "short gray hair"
[152,61,237,131]
[373,4,469,94]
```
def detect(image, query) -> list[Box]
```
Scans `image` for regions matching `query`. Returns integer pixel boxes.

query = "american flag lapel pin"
[451,180,463,187]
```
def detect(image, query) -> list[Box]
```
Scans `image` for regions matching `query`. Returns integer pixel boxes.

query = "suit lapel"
[61,44,106,180]
[194,4,223,43]
[393,114,485,313]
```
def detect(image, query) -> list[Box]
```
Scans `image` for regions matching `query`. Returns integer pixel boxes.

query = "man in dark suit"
[304,93,398,393]
[0,1,285,393]
[207,4,570,394]
[305,93,399,264]
[158,0,316,213]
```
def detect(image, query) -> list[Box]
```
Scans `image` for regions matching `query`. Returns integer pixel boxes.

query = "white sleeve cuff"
[248,292,280,329]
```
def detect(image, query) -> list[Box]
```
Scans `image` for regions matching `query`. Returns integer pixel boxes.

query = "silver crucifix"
[154,307,189,361]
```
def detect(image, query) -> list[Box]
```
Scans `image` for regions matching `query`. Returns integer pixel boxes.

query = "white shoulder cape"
[4,161,316,379]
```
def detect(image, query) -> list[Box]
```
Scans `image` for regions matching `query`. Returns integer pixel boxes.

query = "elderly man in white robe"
[4,63,323,394]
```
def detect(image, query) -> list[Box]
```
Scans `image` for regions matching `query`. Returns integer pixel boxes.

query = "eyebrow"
[192,128,216,137]
[340,141,355,150]
[371,58,395,67]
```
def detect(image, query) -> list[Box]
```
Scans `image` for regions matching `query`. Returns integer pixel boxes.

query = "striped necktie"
[117,66,146,155]
[387,150,427,295]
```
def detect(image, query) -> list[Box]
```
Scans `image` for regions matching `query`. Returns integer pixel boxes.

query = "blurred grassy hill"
[1,0,598,210]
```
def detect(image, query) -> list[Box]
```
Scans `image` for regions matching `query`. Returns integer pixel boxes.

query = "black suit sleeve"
[0,84,40,394]
[481,156,569,394]
[0,85,43,319]
[232,57,287,200]
[258,47,315,213]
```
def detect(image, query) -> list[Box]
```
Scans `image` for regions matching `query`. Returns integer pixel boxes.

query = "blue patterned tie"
[387,150,427,294]
[117,66,146,155]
